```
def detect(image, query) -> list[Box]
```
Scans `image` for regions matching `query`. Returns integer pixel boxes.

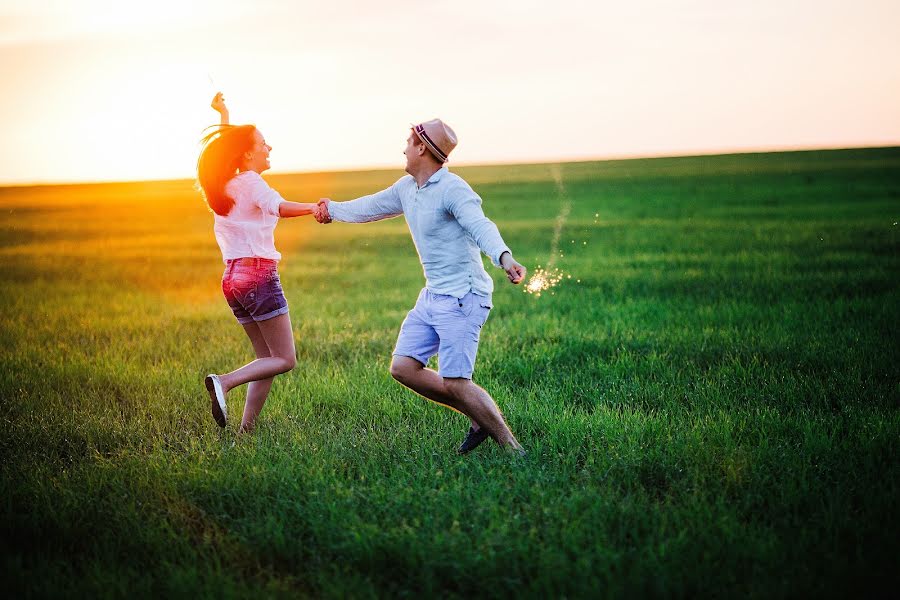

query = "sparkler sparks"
[524,267,564,296]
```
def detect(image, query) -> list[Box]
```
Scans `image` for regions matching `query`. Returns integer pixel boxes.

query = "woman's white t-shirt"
[213,171,285,262]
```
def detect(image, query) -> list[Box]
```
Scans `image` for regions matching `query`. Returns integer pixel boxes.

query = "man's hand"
[315,199,332,224]
[500,251,526,284]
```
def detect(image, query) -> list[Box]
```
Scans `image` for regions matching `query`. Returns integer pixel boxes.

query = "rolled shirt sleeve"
[329,182,404,223]
[444,182,511,267]
[246,172,285,217]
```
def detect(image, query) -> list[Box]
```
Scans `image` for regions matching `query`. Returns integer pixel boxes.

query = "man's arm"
[445,185,526,284]
[317,184,404,224]
[211,92,229,125]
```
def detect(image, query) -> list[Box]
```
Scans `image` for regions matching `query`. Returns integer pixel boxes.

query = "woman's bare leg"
[237,321,275,433]
[239,314,296,432]
[216,313,296,433]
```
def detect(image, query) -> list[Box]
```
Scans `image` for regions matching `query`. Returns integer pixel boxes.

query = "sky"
[0,0,898,185]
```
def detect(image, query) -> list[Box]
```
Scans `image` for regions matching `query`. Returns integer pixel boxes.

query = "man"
[315,119,526,454]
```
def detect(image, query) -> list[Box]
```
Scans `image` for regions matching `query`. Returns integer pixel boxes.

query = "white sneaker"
[205,374,227,427]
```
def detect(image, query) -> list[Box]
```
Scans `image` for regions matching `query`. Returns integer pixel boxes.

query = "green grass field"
[2,148,898,598]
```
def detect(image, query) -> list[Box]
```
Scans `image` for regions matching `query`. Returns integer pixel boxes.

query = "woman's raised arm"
[211,92,229,125]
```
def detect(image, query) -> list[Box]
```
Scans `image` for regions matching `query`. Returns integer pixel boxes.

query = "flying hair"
[196,124,257,216]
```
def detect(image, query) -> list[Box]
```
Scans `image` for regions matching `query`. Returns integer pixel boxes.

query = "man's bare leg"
[389,357,480,427]
[390,356,521,449]
[443,378,523,450]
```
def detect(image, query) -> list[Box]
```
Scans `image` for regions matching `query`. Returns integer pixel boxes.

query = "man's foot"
[457,426,490,454]
[205,374,227,428]
[502,441,527,458]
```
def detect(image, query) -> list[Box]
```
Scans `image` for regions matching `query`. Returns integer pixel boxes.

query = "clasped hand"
[314,199,332,223]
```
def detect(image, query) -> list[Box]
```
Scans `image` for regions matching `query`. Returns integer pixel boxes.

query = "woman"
[198,92,319,433]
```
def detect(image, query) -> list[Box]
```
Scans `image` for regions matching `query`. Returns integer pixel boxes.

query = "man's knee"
[390,356,417,384]
[389,362,405,383]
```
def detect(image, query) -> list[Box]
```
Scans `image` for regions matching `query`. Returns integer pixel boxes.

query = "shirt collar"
[423,166,447,187]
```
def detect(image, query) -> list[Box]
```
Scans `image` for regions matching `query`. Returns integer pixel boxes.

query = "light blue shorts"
[393,288,493,379]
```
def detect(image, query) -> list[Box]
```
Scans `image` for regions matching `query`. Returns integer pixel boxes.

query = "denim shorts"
[393,288,493,379]
[221,257,289,324]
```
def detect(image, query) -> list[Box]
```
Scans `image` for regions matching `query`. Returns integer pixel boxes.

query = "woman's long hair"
[196,124,257,216]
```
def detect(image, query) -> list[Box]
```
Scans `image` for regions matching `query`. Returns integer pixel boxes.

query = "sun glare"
[1,1,899,184]
[61,66,219,183]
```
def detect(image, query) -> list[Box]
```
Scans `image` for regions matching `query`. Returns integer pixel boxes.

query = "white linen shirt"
[214,171,285,262]
[328,167,511,298]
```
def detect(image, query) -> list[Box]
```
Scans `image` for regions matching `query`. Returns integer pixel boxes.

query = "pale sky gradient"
[1,0,898,184]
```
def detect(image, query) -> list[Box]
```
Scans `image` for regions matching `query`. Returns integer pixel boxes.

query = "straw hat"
[413,119,457,163]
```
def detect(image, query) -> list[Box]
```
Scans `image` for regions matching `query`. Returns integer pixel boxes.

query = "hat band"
[415,124,448,162]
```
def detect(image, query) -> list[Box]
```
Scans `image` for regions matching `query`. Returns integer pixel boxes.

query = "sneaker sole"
[205,375,227,428]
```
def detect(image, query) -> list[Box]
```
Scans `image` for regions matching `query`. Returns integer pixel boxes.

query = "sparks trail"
[525,164,571,296]
[546,164,570,270]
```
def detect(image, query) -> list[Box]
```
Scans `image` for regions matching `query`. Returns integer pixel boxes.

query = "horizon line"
[2,143,898,189]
